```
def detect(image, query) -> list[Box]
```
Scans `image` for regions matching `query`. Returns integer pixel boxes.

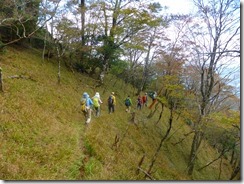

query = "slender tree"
[186,0,240,175]
[0,67,3,92]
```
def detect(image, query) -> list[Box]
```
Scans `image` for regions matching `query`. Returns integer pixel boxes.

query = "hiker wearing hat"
[80,92,93,124]
[108,92,116,114]
[92,92,103,117]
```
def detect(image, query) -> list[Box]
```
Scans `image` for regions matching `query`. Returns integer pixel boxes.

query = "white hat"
[95,92,100,98]
[112,92,114,95]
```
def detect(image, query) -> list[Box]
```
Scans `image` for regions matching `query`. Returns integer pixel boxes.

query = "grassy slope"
[0,46,233,180]
[0,46,88,180]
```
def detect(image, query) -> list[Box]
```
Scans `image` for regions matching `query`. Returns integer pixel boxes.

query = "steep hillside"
[0,46,89,179]
[0,46,234,180]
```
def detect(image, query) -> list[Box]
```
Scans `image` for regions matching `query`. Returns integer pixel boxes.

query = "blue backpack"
[125,98,131,106]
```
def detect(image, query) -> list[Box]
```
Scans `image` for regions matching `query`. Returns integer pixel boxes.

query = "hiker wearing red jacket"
[142,93,148,107]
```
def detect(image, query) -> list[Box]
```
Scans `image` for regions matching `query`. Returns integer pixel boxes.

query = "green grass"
[0,45,237,180]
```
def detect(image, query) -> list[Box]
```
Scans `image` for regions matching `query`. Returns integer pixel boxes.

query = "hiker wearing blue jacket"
[81,92,93,124]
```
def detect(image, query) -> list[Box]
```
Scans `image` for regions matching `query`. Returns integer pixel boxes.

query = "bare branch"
[137,167,155,180]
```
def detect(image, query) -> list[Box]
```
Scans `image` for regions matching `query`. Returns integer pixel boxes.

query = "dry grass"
[0,46,85,180]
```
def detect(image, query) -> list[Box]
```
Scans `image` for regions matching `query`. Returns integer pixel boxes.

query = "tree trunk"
[42,24,48,61]
[42,0,48,62]
[230,162,240,180]
[80,0,85,47]
[80,0,86,66]
[230,149,235,165]
[188,131,198,175]
[218,157,223,180]
[156,104,164,124]
[188,118,204,175]
[0,67,3,92]
[139,32,154,95]
[146,108,173,177]
[57,57,61,84]
[56,44,61,84]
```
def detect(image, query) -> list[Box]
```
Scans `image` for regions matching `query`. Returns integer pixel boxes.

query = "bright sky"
[159,0,196,14]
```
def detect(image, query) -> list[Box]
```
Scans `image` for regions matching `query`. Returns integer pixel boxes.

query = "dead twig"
[130,112,136,123]
[197,148,230,171]
[112,125,130,151]
[137,167,155,180]
[8,75,36,82]
[111,134,120,150]
[172,131,194,146]
[130,112,139,130]
[232,124,240,131]
[136,154,145,175]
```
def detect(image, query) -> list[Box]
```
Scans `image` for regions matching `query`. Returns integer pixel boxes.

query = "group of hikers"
[124,93,148,113]
[80,91,157,124]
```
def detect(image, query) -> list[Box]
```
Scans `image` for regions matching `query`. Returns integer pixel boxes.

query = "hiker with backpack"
[92,92,103,117]
[108,92,116,114]
[142,93,148,107]
[124,95,132,113]
[137,95,143,110]
[80,92,93,124]
[148,91,157,109]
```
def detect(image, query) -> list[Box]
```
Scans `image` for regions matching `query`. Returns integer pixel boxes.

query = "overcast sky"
[159,0,240,93]
[159,0,196,14]
[160,0,242,15]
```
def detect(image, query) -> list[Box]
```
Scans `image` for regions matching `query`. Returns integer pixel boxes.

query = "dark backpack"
[108,95,114,105]
[148,91,156,99]
[137,97,142,104]
[125,98,130,106]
